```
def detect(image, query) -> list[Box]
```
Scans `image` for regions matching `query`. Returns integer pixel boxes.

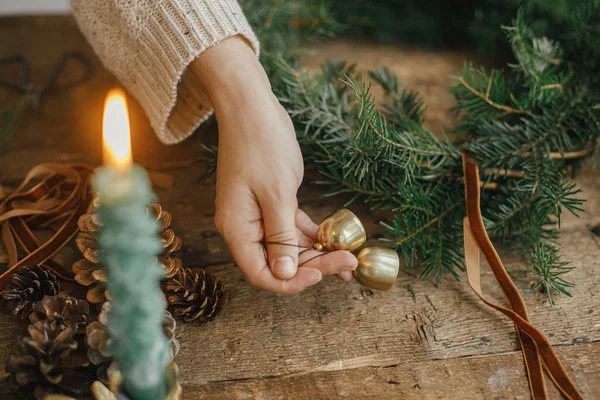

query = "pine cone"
[5,317,93,399]
[165,268,229,325]
[71,258,109,304]
[29,292,90,334]
[150,204,184,258]
[86,321,113,385]
[87,302,180,384]
[90,362,182,400]
[2,265,60,317]
[73,204,183,304]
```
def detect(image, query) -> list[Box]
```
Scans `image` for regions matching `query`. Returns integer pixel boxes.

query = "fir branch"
[368,67,426,126]
[529,242,575,306]
[343,75,460,183]
[196,1,600,293]
[195,144,218,184]
[381,182,465,285]
[454,75,529,116]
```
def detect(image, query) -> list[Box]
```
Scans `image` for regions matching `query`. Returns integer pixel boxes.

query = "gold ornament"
[316,208,366,252]
[354,247,400,291]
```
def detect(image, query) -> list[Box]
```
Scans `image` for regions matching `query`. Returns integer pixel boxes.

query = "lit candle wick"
[102,88,132,171]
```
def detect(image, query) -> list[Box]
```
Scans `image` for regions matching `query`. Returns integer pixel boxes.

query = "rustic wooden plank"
[1,15,599,399]
[168,225,600,385]
[184,343,600,399]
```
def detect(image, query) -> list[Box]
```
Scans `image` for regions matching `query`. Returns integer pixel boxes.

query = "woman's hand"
[191,37,358,294]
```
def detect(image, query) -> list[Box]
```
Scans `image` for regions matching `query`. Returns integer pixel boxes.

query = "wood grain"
[0,16,599,399]
[168,226,600,386]
[184,343,600,399]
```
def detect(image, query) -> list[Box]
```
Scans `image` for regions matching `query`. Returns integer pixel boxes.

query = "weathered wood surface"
[185,343,600,399]
[0,16,599,399]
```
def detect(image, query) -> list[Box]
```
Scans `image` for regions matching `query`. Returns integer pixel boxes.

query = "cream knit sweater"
[71,0,259,144]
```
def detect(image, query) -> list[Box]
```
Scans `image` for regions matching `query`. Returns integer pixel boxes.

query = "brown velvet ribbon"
[0,164,93,291]
[462,152,583,400]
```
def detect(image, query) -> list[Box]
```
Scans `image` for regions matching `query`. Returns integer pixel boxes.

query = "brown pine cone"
[87,302,180,384]
[73,204,183,304]
[150,204,184,258]
[29,292,91,334]
[165,268,229,326]
[90,363,182,400]
[86,321,113,385]
[71,258,109,304]
[2,265,60,317]
[5,317,93,399]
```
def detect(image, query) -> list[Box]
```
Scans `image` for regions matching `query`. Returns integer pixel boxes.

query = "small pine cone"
[72,258,108,304]
[3,265,60,317]
[87,320,110,364]
[73,204,183,303]
[29,292,90,334]
[150,204,183,258]
[162,308,181,357]
[5,317,93,399]
[90,363,181,400]
[77,212,102,233]
[87,302,180,384]
[159,256,183,279]
[165,268,229,326]
[98,302,180,358]
[77,205,183,260]
[86,319,112,384]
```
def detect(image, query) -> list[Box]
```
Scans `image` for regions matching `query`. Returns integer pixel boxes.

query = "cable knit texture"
[72,0,259,144]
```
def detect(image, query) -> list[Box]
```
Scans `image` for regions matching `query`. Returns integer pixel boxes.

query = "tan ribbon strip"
[0,164,93,291]
[462,152,583,400]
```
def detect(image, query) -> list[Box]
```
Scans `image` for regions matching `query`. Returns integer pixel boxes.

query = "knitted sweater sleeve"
[71,0,259,144]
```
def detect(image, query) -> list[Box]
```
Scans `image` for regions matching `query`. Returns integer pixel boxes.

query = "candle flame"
[103,88,132,170]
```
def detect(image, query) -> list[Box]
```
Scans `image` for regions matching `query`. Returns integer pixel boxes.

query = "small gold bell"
[316,208,367,252]
[353,247,400,291]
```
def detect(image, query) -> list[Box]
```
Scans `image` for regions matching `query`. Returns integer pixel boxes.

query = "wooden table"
[1,16,599,399]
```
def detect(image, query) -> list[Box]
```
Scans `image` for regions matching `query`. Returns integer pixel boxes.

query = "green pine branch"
[529,242,575,306]
[193,1,600,300]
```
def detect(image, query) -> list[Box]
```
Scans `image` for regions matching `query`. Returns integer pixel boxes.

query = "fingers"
[261,198,300,280]
[217,210,322,295]
[228,236,322,295]
[299,249,358,276]
[254,263,322,295]
[338,271,354,282]
[296,209,358,280]
[295,209,319,241]
[296,229,314,248]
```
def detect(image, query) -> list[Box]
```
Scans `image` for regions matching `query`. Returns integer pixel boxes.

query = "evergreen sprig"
[529,242,575,306]
[196,0,600,299]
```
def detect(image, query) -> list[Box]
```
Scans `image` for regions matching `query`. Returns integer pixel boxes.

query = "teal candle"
[94,89,170,399]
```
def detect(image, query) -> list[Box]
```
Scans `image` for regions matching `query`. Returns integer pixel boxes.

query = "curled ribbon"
[462,152,583,400]
[0,163,93,291]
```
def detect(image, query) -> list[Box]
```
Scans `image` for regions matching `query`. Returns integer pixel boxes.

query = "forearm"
[72,0,259,144]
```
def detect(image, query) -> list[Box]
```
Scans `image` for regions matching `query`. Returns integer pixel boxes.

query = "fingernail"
[307,272,322,286]
[343,262,358,271]
[339,271,354,282]
[273,256,297,279]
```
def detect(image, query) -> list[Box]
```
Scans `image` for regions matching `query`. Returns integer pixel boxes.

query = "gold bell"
[353,247,400,291]
[316,208,367,252]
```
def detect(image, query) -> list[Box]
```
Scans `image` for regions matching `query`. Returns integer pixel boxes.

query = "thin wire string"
[263,240,328,266]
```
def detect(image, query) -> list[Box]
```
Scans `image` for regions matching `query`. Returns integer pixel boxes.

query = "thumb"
[261,200,299,280]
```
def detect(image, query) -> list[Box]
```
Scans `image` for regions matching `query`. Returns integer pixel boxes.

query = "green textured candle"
[94,89,170,399]
[94,165,171,400]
